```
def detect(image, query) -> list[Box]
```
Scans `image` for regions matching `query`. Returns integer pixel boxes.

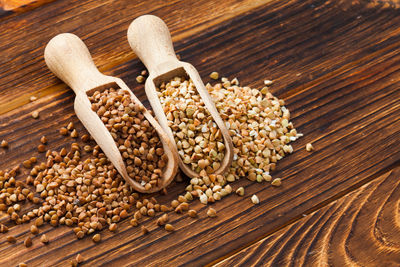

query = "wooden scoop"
[127,15,233,178]
[44,33,178,193]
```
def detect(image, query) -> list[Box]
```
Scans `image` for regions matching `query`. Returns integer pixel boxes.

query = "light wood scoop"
[44,33,178,193]
[127,15,233,178]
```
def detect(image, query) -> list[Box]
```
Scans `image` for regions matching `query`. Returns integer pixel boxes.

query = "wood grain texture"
[0,0,51,11]
[0,0,272,114]
[217,167,400,267]
[0,0,400,266]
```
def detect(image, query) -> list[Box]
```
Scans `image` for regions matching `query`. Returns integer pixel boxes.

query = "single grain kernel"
[306,143,314,152]
[130,219,139,227]
[188,209,197,218]
[67,122,75,131]
[30,96,38,102]
[210,72,219,80]
[263,79,274,86]
[76,231,84,239]
[271,178,282,187]
[109,223,117,232]
[70,129,78,138]
[0,224,8,233]
[32,111,39,119]
[37,144,46,153]
[24,236,32,247]
[1,140,8,148]
[23,160,32,168]
[199,194,208,205]
[40,234,49,244]
[141,225,149,234]
[35,217,44,227]
[251,194,259,204]
[76,254,84,263]
[136,75,145,83]
[164,224,174,232]
[207,207,217,217]
[75,254,85,264]
[19,263,28,267]
[171,200,179,208]
[92,233,101,243]
[81,134,90,142]
[60,127,68,136]
[40,136,48,144]
[235,187,244,196]
[30,224,39,235]
[6,235,16,243]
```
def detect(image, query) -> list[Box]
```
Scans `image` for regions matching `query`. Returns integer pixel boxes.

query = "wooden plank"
[216,167,400,266]
[0,0,400,266]
[0,0,273,115]
[0,0,55,12]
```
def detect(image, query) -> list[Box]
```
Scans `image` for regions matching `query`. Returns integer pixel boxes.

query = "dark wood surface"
[217,167,400,267]
[0,0,400,266]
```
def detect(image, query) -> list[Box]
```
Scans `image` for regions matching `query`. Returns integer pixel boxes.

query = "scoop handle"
[44,33,103,94]
[127,15,179,74]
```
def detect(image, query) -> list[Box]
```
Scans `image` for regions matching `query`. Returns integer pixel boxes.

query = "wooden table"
[1,0,400,266]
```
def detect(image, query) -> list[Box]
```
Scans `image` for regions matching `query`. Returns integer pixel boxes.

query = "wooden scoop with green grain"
[44,33,178,193]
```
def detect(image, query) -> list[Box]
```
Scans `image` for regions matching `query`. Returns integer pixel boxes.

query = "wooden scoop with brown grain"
[44,33,178,193]
[127,15,234,178]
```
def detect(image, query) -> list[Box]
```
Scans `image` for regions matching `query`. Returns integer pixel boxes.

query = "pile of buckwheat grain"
[178,74,302,205]
[0,71,302,267]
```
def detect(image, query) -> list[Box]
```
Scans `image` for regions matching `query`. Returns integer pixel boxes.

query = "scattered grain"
[59,127,68,136]
[37,144,46,153]
[136,75,145,83]
[40,234,49,244]
[30,224,39,235]
[263,79,274,86]
[209,72,219,80]
[6,235,16,243]
[251,194,259,204]
[76,254,84,263]
[92,233,101,243]
[40,136,48,144]
[235,187,244,196]
[109,223,117,232]
[67,122,75,131]
[188,209,197,218]
[141,225,149,234]
[1,140,8,148]
[164,224,174,232]
[70,129,78,138]
[306,143,314,152]
[271,178,282,187]
[206,207,217,217]
[24,236,32,247]
[31,111,39,119]
[30,96,38,102]
[81,134,90,142]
